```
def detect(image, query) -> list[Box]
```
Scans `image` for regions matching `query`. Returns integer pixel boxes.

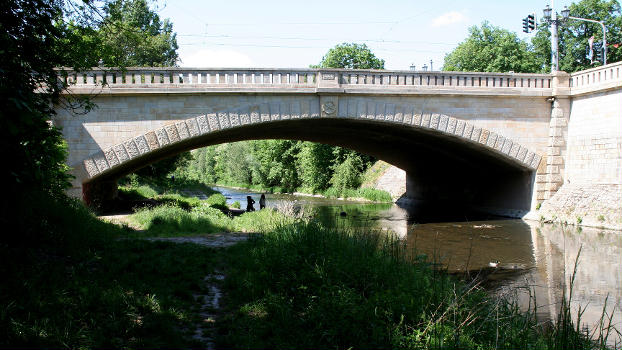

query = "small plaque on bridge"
[322,73,336,80]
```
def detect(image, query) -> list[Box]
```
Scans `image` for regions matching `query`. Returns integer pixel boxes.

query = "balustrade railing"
[58,67,554,91]
[60,68,317,87]
[570,61,622,90]
[338,71,552,88]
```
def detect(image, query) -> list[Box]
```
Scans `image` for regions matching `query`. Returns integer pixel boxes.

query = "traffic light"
[527,14,536,32]
[522,17,529,33]
[593,42,603,63]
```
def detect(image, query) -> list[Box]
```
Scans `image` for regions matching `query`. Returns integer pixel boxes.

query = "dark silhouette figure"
[259,194,266,210]
[246,196,255,212]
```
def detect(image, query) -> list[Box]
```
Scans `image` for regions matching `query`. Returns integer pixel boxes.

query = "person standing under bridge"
[246,196,255,212]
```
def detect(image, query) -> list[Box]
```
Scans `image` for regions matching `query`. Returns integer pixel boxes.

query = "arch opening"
[79,117,537,219]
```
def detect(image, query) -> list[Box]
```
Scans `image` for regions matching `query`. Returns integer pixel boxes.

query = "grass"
[324,186,392,202]
[217,221,618,350]
[1,191,219,349]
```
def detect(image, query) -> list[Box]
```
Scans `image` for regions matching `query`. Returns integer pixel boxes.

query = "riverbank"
[208,181,393,203]
[4,187,619,349]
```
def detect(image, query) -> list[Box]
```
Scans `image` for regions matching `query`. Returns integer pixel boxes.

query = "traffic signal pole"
[569,16,607,65]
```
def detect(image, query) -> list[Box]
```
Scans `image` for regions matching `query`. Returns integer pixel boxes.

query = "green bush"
[206,193,227,207]
[231,201,241,209]
[218,223,600,350]
[129,204,229,236]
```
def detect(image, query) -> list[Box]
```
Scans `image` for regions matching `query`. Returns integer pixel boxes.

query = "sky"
[156,0,579,70]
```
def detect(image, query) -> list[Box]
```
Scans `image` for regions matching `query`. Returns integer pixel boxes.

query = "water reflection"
[212,186,622,344]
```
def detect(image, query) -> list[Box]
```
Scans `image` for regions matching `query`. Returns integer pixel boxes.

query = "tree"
[533,0,621,72]
[297,142,333,192]
[313,43,385,69]
[97,0,178,67]
[443,22,542,72]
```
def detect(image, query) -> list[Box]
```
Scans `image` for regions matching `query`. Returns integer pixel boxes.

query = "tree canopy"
[532,0,622,72]
[443,22,541,73]
[444,0,621,73]
[313,43,385,69]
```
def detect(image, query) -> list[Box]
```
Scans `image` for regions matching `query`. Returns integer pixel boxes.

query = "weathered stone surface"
[176,121,190,140]
[84,159,99,177]
[156,128,169,146]
[218,113,230,129]
[165,124,180,143]
[207,113,220,131]
[104,148,119,167]
[185,118,200,137]
[145,131,160,150]
[134,135,150,155]
[197,115,210,134]
[123,140,139,159]
[113,144,129,163]
[438,115,448,132]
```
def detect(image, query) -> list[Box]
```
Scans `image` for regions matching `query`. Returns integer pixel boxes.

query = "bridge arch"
[75,97,542,217]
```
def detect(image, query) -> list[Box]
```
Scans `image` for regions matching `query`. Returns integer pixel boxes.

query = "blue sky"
[157,0,578,70]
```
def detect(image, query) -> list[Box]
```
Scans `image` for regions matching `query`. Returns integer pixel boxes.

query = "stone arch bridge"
[53,63,622,218]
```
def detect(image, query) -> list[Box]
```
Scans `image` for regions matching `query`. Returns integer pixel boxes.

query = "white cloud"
[431,11,467,27]
[179,49,254,68]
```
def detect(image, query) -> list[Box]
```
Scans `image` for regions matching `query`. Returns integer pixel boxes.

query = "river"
[214,186,622,344]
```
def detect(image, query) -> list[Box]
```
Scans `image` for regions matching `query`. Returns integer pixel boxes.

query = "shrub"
[206,193,227,207]
[231,201,241,209]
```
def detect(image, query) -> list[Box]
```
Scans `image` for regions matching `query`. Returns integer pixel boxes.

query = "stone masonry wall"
[565,89,622,184]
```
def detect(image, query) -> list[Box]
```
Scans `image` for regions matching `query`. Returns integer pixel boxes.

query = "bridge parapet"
[57,67,553,96]
[570,61,622,96]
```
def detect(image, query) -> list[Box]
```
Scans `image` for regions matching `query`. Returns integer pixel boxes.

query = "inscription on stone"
[322,73,335,80]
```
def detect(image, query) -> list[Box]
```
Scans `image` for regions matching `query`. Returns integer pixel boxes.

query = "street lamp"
[542,4,607,71]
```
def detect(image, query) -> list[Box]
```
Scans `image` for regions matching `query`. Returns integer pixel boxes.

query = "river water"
[214,186,622,344]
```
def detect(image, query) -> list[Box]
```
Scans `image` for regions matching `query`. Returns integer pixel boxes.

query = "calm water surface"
[214,186,622,343]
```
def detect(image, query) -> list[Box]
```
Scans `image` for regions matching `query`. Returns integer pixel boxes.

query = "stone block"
[207,113,220,130]
[446,117,457,134]
[196,115,210,133]
[113,144,129,163]
[176,121,190,139]
[134,135,150,154]
[455,120,465,136]
[155,128,170,146]
[430,113,439,129]
[218,113,230,129]
[145,131,160,150]
[123,140,139,159]
[84,158,99,177]
[470,127,481,142]
[421,113,431,128]
[104,148,119,167]
[185,118,200,137]
[165,124,180,143]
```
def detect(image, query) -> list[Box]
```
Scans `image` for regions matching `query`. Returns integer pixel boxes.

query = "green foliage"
[129,204,230,236]
[533,0,622,72]
[1,191,216,348]
[135,151,192,181]
[297,142,333,192]
[443,21,541,72]
[0,0,77,204]
[98,0,178,67]
[313,43,385,69]
[206,193,227,207]
[231,201,241,209]
[330,153,364,192]
[220,223,592,349]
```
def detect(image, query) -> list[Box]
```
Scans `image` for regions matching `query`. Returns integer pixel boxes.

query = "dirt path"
[147,234,250,349]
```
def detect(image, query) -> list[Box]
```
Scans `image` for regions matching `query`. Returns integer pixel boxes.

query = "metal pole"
[568,16,607,65]
[551,3,559,72]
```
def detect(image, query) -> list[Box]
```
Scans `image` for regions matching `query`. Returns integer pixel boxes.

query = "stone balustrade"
[57,67,555,95]
[570,61,622,95]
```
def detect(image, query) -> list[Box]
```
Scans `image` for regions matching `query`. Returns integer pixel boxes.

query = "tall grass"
[1,191,217,349]
[218,222,618,350]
